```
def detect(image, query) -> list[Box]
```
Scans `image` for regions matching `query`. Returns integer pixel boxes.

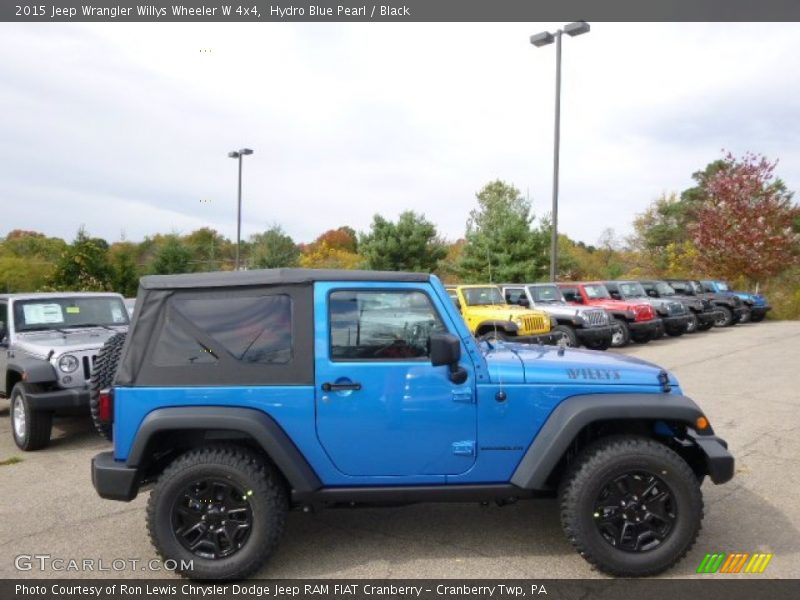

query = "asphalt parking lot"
[1,321,798,580]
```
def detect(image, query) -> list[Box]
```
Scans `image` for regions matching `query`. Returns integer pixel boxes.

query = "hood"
[14,328,125,358]
[469,304,546,320]
[733,291,768,306]
[482,342,674,387]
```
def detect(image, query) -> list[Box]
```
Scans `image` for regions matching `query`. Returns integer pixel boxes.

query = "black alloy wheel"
[592,471,676,553]
[171,478,254,560]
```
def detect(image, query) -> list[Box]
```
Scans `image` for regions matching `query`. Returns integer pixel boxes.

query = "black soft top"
[116,268,431,387]
[141,268,430,290]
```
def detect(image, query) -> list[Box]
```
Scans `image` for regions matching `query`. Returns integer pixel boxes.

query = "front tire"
[739,308,752,323]
[610,319,630,348]
[559,436,703,577]
[684,314,698,333]
[551,324,578,347]
[714,306,734,327]
[146,445,288,580]
[10,383,52,451]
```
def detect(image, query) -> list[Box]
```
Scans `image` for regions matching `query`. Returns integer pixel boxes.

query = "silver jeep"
[0,292,129,450]
[501,283,616,350]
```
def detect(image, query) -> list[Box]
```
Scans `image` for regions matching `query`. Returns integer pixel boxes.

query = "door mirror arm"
[430,332,468,384]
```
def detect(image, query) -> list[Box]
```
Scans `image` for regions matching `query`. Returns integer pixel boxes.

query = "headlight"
[58,354,79,373]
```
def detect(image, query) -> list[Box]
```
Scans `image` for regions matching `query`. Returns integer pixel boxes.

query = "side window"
[0,302,7,336]
[330,290,446,361]
[504,288,525,304]
[561,287,579,302]
[153,294,292,367]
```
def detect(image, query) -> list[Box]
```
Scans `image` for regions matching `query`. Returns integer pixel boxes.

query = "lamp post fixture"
[227,147,254,270]
[530,21,590,282]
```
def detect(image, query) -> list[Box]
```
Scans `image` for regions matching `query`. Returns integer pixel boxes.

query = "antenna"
[486,245,506,401]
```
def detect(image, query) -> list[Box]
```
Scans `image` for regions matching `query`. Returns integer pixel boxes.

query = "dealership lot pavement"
[1,321,798,579]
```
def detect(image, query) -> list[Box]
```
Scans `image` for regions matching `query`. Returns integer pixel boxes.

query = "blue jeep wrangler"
[91,269,734,579]
[700,280,771,323]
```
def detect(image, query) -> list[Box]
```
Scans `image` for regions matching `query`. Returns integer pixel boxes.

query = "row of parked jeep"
[446,278,771,350]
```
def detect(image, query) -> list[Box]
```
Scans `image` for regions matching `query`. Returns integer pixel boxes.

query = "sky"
[1,22,798,247]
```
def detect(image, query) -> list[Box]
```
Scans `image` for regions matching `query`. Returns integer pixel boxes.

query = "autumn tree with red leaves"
[689,152,800,283]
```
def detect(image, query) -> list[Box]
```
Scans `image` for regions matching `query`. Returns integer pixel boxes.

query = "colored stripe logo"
[697,552,773,574]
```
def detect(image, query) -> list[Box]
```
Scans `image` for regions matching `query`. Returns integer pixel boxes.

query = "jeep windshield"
[618,282,648,298]
[715,281,731,291]
[462,287,505,306]
[655,282,677,296]
[13,297,129,333]
[583,284,611,300]
[528,285,564,303]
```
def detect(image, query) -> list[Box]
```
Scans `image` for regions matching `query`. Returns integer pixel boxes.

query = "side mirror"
[0,322,7,346]
[610,291,621,300]
[517,298,530,307]
[430,332,468,384]
[647,290,658,298]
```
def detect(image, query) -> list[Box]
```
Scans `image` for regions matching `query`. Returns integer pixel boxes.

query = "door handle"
[321,382,362,392]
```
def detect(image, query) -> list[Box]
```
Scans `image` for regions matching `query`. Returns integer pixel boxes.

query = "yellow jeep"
[445,284,553,342]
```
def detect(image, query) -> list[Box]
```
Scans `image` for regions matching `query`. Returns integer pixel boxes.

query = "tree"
[108,242,141,297]
[150,235,193,275]
[49,228,113,291]
[299,241,362,269]
[359,211,446,272]
[248,225,300,269]
[689,152,800,283]
[459,180,548,282]
[314,227,358,253]
[630,192,692,272]
[183,228,232,272]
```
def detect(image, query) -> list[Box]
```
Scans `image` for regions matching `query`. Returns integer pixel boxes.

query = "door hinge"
[451,390,474,404]
[452,441,475,456]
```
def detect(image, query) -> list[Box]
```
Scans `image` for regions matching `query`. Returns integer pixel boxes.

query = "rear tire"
[610,319,630,348]
[146,445,288,580]
[89,332,127,441]
[559,436,703,577]
[10,383,52,451]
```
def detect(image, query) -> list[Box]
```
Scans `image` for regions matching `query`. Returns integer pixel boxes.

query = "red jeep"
[558,282,662,347]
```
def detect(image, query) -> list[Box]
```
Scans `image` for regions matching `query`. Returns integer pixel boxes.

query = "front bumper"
[575,324,616,343]
[750,305,772,318]
[696,310,719,326]
[513,332,562,345]
[629,318,662,339]
[732,306,748,321]
[26,387,89,412]
[661,314,691,333]
[687,432,735,484]
[92,451,140,501]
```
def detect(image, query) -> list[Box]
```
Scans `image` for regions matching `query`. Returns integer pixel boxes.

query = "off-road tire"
[479,330,510,342]
[551,324,578,347]
[559,435,703,577]
[696,320,714,331]
[684,314,698,334]
[610,318,630,348]
[10,382,53,451]
[147,445,288,580]
[739,308,752,324]
[89,332,127,441]
[714,306,734,327]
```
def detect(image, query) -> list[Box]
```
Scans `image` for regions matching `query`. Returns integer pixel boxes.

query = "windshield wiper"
[64,323,115,331]
[19,325,68,334]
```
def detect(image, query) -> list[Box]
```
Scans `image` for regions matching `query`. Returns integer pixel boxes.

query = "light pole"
[530,21,590,282]
[227,147,254,270]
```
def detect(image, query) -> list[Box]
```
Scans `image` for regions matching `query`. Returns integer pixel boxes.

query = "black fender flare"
[127,406,322,493]
[510,393,706,491]
[475,320,519,335]
[5,358,57,390]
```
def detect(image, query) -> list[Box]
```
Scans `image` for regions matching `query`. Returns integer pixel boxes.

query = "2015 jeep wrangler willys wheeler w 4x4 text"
[91,269,733,580]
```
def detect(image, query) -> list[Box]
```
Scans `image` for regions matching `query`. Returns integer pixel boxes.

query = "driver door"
[314,283,477,478]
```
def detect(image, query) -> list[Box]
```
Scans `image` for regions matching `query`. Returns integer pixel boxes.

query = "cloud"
[0,22,798,248]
